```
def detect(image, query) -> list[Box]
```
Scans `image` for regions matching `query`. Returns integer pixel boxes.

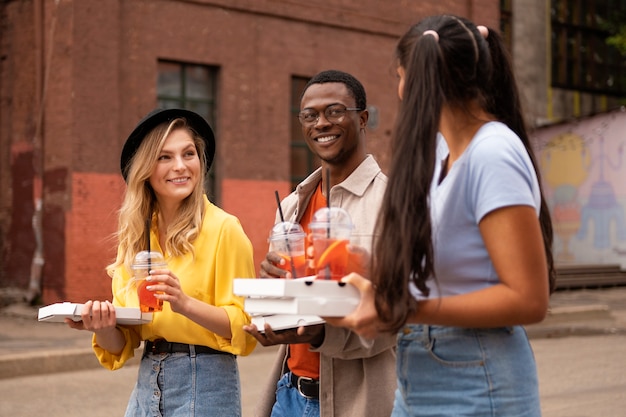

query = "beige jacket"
[255,155,397,417]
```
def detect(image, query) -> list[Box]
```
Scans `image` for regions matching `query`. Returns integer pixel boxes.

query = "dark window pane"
[290,76,315,191]
[185,66,212,100]
[551,0,626,96]
[157,61,219,202]
[158,62,182,97]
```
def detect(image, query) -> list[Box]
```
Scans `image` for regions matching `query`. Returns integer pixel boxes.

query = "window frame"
[551,0,626,96]
[290,76,319,191]
[157,60,220,201]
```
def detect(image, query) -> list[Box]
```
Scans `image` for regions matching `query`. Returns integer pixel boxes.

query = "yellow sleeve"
[213,216,257,356]
[91,325,142,370]
[92,257,142,370]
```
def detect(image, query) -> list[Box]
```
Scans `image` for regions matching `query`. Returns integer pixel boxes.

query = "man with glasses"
[245,70,396,417]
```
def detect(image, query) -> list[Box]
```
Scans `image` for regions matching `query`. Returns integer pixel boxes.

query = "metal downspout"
[26,0,58,303]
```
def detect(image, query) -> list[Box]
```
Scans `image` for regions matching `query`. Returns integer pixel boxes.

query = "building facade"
[4,0,625,302]
[0,0,499,303]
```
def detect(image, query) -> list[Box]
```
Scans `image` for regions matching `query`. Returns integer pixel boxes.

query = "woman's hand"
[324,273,383,340]
[65,300,117,332]
[65,300,125,354]
[146,268,191,314]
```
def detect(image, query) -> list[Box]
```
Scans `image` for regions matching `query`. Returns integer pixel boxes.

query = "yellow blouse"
[93,196,257,370]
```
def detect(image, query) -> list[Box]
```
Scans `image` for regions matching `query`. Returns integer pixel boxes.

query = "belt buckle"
[149,339,168,354]
[296,375,316,400]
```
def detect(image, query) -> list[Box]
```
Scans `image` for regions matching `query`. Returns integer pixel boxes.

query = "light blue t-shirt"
[412,122,541,299]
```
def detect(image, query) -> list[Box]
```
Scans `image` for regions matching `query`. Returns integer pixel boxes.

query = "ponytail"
[372,26,443,332]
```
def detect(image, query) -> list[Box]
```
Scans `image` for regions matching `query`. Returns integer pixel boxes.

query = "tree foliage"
[603,10,626,56]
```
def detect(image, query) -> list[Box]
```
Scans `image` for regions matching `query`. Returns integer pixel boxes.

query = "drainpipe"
[26,0,58,304]
[26,199,44,303]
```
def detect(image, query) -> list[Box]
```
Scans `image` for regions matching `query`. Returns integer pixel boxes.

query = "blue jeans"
[392,324,541,417]
[124,347,241,417]
[270,372,320,417]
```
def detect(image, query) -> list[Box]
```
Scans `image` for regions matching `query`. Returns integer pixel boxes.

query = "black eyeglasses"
[298,104,363,127]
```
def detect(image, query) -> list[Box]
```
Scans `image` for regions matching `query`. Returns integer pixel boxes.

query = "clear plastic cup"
[269,222,307,278]
[308,207,353,280]
[131,250,167,312]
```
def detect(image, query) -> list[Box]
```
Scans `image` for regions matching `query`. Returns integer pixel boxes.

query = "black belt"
[290,372,319,400]
[145,339,231,356]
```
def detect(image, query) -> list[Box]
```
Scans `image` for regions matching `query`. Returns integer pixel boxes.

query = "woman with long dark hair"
[330,15,554,416]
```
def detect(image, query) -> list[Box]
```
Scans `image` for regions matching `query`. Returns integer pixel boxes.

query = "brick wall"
[1,0,499,303]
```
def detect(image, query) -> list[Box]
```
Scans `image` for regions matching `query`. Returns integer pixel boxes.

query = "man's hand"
[260,251,289,278]
[244,323,325,347]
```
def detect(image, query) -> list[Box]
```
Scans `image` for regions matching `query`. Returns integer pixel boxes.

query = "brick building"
[0,0,499,303]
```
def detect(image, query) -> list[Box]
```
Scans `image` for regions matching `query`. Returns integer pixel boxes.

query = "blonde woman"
[66,108,256,416]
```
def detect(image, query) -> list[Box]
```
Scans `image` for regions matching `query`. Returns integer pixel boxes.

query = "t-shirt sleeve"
[467,134,540,223]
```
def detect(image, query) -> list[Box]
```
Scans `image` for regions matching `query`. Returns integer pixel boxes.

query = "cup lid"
[309,207,353,230]
[131,250,166,268]
[270,222,306,240]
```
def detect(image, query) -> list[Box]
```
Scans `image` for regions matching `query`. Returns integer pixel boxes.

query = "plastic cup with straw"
[269,191,306,278]
[131,218,166,312]
[308,169,354,280]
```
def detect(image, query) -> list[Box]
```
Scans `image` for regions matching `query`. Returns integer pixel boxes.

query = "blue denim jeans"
[270,372,320,417]
[124,347,241,417]
[392,324,541,417]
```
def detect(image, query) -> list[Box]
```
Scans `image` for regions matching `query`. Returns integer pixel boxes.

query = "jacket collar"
[296,154,381,199]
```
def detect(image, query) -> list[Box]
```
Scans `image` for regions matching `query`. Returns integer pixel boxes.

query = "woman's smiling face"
[149,127,200,206]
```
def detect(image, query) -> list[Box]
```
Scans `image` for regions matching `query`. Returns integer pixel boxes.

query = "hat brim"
[120,108,216,181]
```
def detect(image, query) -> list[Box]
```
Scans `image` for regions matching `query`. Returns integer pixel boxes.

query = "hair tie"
[477,25,489,39]
[423,30,439,42]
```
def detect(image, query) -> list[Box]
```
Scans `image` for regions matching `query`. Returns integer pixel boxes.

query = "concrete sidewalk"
[1,286,626,380]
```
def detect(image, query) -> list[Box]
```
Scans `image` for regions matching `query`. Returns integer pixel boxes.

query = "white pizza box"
[38,302,153,325]
[251,314,325,333]
[233,277,360,299]
[234,277,360,317]
[244,297,358,316]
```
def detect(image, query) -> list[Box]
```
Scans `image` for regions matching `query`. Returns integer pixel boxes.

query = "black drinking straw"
[325,168,331,279]
[275,191,297,278]
[325,168,331,236]
[145,218,152,271]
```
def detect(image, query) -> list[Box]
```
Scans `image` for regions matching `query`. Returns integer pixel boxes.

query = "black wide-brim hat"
[120,108,216,181]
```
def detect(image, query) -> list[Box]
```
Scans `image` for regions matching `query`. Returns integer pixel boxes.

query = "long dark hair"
[372,15,555,332]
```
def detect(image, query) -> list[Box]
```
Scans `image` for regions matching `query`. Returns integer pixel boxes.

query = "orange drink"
[131,250,167,312]
[137,279,163,312]
[277,253,308,277]
[309,207,354,281]
[269,222,307,278]
[313,238,350,280]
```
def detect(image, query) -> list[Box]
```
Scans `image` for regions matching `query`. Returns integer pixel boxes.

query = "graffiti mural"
[533,108,626,267]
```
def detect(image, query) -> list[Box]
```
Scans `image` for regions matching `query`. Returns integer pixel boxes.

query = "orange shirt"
[287,182,326,379]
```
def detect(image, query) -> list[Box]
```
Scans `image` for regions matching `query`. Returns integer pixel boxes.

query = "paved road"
[0,345,279,417]
[1,335,625,417]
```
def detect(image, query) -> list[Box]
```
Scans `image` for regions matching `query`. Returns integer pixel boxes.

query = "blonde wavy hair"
[107,118,208,276]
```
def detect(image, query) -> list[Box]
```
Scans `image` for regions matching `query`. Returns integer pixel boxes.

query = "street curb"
[0,347,143,380]
[1,301,623,379]
[547,304,611,318]
[0,348,100,380]
[526,303,626,339]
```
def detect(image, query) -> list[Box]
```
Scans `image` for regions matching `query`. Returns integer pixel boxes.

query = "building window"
[551,0,626,96]
[157,61,219,201]
[290,76,320,191]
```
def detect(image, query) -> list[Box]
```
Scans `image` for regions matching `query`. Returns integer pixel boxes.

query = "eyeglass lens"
[299,104,359,127]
